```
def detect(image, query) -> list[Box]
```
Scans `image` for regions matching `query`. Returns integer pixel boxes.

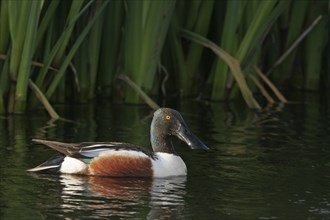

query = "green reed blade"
[14,0,43,113]
[211,0,242,100]
[0,54,9,84]
[0,0,9,54]
[7,0,30,81]
[36,0,60,50]
[35,0,95,88]
[124,0,175,103]
[168,18,187,96]
[185,0,214,96]
[49,0,85,103]
[124,0,142,97]
[228,0,288,98]
[0,61,5,113]
[184,0,202,30]
[0,55,9,113]
[98,0,124,97]
[236,0,277,62]
[279,0,309,76]
[267,15,323,76]
[45,0,109,99]
[88,1,104,100]
[141,0,176,90]
[74,34,88,102]
[168,0,214,97]
[304,1,328,90]
[53,0,84,64]
[0,92,3,114]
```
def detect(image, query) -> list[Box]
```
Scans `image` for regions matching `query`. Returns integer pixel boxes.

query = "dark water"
[0,94,329,219]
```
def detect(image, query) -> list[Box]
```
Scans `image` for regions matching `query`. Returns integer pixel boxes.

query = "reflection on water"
[56,175,186,219]
[148,177,187,219]
[0,94,329,219]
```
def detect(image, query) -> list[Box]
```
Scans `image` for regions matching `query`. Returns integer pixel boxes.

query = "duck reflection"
[147,177,187,219]
[58,174,187,219]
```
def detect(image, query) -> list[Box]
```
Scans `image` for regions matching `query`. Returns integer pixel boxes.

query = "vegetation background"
[0,0,328,118]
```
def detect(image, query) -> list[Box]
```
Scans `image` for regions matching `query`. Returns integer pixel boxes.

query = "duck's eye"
[165,115,171,120]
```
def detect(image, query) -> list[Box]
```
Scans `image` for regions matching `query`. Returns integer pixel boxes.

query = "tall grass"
[97,0,124,98]
[0,0,328,116]
[304,1,329,90]
[167,0,215,97]
[123,0,175,103]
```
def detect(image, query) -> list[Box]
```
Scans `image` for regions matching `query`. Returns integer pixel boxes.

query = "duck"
[28,108,208,178]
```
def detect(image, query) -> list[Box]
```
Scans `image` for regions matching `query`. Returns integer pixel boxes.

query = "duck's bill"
[177,124,209,150]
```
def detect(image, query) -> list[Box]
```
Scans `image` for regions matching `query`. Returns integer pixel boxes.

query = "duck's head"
[150,108,208,154]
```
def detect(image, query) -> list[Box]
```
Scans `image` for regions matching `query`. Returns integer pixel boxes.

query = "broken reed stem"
[249,74,275,104]
[118,74,160,110]
[254,65,287,103]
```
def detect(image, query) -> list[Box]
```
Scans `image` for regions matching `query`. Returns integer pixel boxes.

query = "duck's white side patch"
[152,153,187,178]
[60,157,88,174]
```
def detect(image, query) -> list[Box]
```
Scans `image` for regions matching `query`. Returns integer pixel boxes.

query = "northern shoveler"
[28,108,208,178]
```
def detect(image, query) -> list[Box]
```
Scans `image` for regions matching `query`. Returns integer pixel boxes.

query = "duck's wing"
[32,139,154,159]
[32,139,79,156]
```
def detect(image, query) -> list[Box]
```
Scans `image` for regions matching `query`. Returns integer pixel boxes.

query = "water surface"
[0,95,329,219]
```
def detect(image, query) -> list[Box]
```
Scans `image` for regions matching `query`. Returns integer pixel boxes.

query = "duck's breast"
[152,152,187,178]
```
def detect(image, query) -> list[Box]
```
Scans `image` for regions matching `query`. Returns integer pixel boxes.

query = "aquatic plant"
[0,0,328,117]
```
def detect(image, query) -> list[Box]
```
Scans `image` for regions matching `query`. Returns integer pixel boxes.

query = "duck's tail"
[27,154,65,172]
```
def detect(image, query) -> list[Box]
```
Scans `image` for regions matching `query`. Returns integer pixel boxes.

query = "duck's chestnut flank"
[89,155,153,177]
[28,108,208,178]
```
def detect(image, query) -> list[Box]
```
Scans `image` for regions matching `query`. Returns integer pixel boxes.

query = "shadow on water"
[0,93,329,219]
